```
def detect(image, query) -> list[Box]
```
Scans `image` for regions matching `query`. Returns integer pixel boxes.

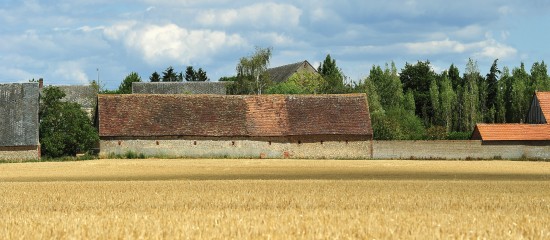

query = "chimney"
[39,78,43,89]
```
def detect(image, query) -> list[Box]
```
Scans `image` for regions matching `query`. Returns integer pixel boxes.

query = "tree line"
[107,65,210,94]
[219,48,549,140]
[108,47,549,141]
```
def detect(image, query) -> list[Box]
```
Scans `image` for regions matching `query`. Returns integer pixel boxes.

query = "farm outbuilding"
[132,82,228,95]
[266,60,319,83]
[0,83,40,161]
[472,91,550,144]
[97,93,373,159]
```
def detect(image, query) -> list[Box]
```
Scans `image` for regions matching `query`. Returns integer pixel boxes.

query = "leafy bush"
[40,87,99,158]
[372,108,426,140]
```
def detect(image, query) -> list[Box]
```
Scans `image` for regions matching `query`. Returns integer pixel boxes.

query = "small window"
[193,141,197,145]
[268,141,272,145]
[156,141,159,145]
[320,141,323,145]
[232,141,235,146]
[118,141,121,146]
[298,140,302,144]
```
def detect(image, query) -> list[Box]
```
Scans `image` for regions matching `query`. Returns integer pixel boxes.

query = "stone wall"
[132,82,228,95]
[373,140,550,160]
[0,146,40,162]
[100,139,550,160]
[100,138,372,159]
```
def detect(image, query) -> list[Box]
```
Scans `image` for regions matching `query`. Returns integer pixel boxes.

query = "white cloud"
[473,39,517,60]
[196,3,302,29]
[402,36,517,60]
[53,61,89,84]
[104,22,246,65]
[404,39,467,55]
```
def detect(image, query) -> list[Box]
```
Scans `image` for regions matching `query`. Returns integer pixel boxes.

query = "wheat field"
[1,159,549,239]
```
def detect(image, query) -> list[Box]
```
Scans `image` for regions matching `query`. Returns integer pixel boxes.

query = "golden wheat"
[0,159,549,239]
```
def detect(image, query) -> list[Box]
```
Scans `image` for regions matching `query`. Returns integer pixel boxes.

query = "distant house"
[132,82,228,95]
[472,92,550,143]
[39,79,98,119]
[266,60,319,83]
[0,83,40,161]
[97,93,373,159]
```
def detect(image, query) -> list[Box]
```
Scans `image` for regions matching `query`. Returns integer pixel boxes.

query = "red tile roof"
[472,123,550,141]
[536,92,550,122]
[98,94,372,138]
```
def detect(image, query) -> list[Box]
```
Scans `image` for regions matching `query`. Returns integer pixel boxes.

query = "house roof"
[98,94,372,138]
[132,82,228,95]
[536,91,550,122]
[472,123,550,141]
[265,61,317,83]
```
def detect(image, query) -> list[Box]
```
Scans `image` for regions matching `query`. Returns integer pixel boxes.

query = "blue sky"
[1,0,550,89]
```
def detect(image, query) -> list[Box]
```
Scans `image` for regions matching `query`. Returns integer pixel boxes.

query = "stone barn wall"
[100,137,372,159]
[132,82,228,95]
[0,83,40,161]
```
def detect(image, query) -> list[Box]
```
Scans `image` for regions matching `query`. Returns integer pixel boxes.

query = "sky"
[1,0,550,90]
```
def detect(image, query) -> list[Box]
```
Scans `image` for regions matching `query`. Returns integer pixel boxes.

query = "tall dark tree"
[196,68,209,81]
[318,54,346,94]
[448,64,462,90]
[185,66,196,81]
[162,66,179,82]
[485,59,501,122]
[149,71,160,82]
[400,60,437,125]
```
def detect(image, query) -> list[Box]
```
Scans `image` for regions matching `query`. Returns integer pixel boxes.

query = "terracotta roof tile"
[536,92,550,122]
[98,94,372,138]
[472,123,550,141]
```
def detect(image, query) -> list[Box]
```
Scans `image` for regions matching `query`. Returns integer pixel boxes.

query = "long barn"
[97,94,373,159]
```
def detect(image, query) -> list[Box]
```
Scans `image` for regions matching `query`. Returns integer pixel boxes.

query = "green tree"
[448,64,462,91]
[509,63,530,122]
[368,62,404,109]
[39,87,98,158]
[400,60,437,125]
[438,73,456,131]
[403,90,415,115]
[429,78,440,125]
[266,71,324,94]
[485,59,500,122]
[236,47,273,94]
[162,66,180,82]
[530,61,549,91]
[265,81,305,94]
[196,68,209,81]
[318,54,346,94]
[149,71,160,82]
[185,66,196,81]
[117,72,142,94]
[462,58,481,131]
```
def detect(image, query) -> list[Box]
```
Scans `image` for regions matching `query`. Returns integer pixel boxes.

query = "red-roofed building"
[98,94,373,159]
[472,92,550,143]
[526,92,550,124]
